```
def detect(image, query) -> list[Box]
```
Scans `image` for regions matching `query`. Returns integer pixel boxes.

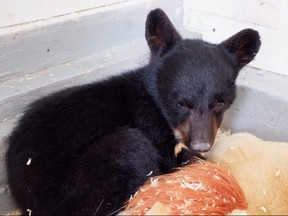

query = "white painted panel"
[187,0,281,28]
[183,0,288,76]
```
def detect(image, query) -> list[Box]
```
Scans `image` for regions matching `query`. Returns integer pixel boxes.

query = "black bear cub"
[7,8,261,216]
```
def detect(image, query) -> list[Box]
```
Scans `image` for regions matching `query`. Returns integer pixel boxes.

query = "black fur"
[6,8,261,215]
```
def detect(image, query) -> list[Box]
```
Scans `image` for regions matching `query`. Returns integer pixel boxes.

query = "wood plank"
[0,0,130,28]
[0,0,183,81]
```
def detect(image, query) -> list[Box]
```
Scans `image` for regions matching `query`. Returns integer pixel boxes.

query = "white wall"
[183,0,288,76]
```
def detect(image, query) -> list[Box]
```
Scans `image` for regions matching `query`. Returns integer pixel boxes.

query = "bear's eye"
[177,100,194,109]
[214,101,225,113]
[177,101,186,107]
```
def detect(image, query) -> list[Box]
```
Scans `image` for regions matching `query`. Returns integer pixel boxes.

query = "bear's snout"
[190,142,212,153]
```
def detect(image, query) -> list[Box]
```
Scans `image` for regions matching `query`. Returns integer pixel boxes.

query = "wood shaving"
[180,180,205,191]
[146,171,153,176]
[150,178,159,187]
[260,206,267,213]
[275,169,281,177]
[26,209,32,216]
[26,158,32,166]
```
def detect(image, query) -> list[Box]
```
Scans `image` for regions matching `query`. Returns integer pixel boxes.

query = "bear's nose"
[191,142,212,152]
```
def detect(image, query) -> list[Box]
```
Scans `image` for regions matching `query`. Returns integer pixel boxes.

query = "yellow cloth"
[207,132,288,215]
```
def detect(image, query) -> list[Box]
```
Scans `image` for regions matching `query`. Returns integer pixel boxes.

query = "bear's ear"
[220,29,261,69]
[145,8,182,57]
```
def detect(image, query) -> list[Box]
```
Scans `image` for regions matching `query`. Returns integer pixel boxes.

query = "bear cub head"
[144,9,261,152]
